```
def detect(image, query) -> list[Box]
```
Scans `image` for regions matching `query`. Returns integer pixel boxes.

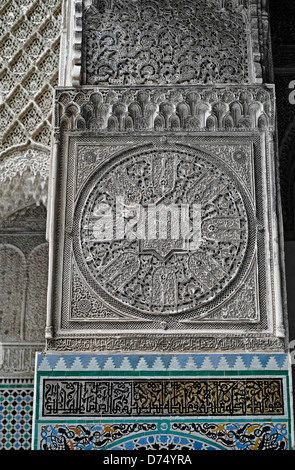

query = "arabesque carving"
[75,146,253,317]
[0,0,62,155]
[83,0,250,86]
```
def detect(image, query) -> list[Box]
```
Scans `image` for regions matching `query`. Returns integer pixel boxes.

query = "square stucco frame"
[45,123,287,352]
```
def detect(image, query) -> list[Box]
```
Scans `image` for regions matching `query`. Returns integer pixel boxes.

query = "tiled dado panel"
[0,380,34,450]
[32,353,294,450]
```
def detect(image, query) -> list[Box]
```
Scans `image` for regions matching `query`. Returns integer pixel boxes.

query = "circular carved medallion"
[74,145,255,318]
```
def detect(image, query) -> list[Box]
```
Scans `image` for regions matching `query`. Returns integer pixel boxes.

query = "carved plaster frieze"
[45,81,286,351]
[46,333,285,353]
[0,344,44,378]
[55,85,274,134]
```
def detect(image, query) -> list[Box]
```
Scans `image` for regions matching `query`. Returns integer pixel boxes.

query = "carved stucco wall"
[40,0,288,356]
[0,0,62,378]
[0,0,293,451]
[58,0,274,88]
[0,0,61,152]
[0,0,291,369]
[0,0,62,221]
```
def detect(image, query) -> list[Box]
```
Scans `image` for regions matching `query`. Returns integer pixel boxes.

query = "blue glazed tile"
[0,385,34,450]
[256,354,273,369]
[77,355,94,368]
[223,354,239,369]
[273,354,288,369]
[36,421,291,451]
[206,354,223,369]
[37,355,45,368]
[126,355,143,369]
[106,356,124,370]
[45,355,60,370]
[174,354,192,368]
[237,354,254,369]
[61,355,78,369]
[93,355,109,369]
[36,352,290,372]
[154,355,173,369]
[137,354,157,369]
[190,354,207,369]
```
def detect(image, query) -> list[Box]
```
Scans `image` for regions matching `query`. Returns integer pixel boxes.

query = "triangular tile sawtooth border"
[36,353,289,372]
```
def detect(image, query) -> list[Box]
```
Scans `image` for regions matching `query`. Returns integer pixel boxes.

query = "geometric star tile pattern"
[0,383,34,450]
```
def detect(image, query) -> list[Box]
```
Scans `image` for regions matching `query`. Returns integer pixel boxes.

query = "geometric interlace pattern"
[0,0,61,155]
